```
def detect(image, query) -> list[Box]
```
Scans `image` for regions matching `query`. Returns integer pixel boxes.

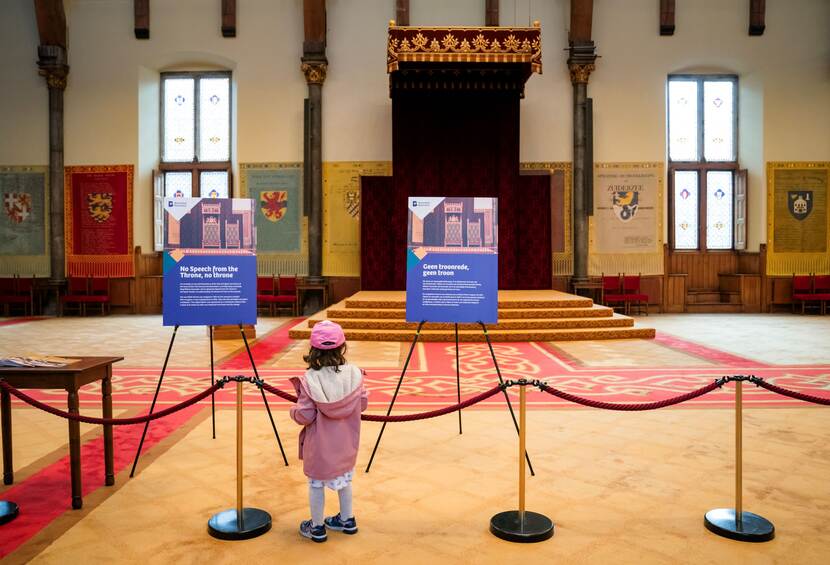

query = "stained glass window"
[704,81,735,162]
[668,80,698,161]
[162,78,195,162]
[673,171,699,250]
[164,172,192,198]
[200,171,229,199]
[199,77,230,162]
[706,171,733,249]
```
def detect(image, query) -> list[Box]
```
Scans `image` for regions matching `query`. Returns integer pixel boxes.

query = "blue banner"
[405,196,498,324]
[162,197,257,326]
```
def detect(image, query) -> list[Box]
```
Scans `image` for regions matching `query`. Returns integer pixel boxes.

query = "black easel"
[365,320,534,475]
[130,325,288,478]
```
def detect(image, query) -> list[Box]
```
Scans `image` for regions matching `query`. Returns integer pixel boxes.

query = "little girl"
[290,320,368,543]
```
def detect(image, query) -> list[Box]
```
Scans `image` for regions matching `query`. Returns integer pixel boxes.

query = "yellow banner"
[323,161,392,276]
[767,162,830,275]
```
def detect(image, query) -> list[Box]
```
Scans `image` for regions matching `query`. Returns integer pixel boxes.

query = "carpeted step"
[325,304,614,320]
[344,289,593,310]
[304,315,635,331]
[288,325,656,342]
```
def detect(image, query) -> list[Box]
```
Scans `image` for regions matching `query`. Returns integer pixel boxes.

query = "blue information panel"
[162,198,257,326]
[406,196,498,324]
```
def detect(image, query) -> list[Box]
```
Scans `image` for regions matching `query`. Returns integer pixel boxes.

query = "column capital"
[566,41,597,85]
[568,63,595,84]
[37,44,69,91]
[301,60,328,85]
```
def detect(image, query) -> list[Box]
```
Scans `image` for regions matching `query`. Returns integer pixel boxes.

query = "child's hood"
[294,364,363,419]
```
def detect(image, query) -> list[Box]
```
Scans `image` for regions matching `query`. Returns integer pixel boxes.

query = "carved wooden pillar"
[37,45,69,289]
[396,0,409,26]
[486,0,499,26]
[567,0,596,283]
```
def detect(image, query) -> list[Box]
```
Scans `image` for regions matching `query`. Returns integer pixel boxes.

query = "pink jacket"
[289,364,369,480]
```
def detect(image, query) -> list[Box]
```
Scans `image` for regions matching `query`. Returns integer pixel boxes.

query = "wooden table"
[0,356,122,509]
[571,279,603,303]
[296,278,330,311]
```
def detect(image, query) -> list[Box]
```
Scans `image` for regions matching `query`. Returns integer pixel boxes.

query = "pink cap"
[310,320,346,350]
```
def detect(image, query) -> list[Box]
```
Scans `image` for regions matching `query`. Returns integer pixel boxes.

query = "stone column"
[567,45,596,284]
[301,59,327,283]
[37,45,69,299]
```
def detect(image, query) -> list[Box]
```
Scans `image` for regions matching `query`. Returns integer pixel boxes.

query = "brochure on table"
[162,197,257,326]
[405,196,498,324]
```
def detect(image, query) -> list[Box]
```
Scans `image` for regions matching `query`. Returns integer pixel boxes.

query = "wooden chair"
[274,275,298,316]
[256,275,278,316]
[601,273,626,314]
[0,276,34,316]
[813,275,830,315]
[791,274,819,314]
[87,277,111,315]
[60,277,110,316]
[621,273,649,316]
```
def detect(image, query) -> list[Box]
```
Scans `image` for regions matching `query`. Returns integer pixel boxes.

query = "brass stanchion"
[704,377,774,542]
[490,381,553,543]
[208,380,271,540]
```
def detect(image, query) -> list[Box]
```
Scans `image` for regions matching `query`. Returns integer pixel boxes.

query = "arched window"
[160,71,231,198]
[667,75,746,251]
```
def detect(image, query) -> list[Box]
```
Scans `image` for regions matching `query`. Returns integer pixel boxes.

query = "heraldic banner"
[65,165,134,277]
[767,162,829,275]
[590,162,664,276]
[0,166,49,276]
[239,163,306,276]
[406,196,498,324]
[323,161,392,277]
[162,198,257,326]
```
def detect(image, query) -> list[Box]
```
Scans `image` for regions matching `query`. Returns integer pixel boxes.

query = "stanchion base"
[490,510,553,543]
[704,508,774,542]
[0,501,20,525]
[208,508,272,540]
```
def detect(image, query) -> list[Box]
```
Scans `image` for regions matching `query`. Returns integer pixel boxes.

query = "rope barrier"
[749,376,830,406]
[2,374,828,427]
[0,378,227,426]
[536,379,724,411]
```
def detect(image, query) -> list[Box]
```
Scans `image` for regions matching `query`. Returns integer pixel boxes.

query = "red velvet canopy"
[361,25,551,290]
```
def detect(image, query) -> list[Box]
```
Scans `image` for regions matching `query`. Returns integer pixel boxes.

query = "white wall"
[1,0,828,254]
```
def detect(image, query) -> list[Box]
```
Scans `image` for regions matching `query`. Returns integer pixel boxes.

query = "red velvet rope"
[259,379,505,422]
[537,380,722,411]
[0,379,224,425]
[751,378,830,406]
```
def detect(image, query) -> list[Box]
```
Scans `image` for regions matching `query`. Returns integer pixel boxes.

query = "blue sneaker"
[324,513,358,535]
[299,519,327,543]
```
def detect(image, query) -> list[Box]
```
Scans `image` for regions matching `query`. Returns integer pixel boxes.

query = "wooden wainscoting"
[135,246,163,314]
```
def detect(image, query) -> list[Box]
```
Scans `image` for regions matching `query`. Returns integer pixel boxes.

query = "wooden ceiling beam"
[660,0,675,36]
[303,0,326,55]
[134,0,149,39]
[749,0,765,36]
[396,0,409,26]
[569,0,593,44]
[33,0,66,47]
[222,0,236,38]
[485,0,499,27]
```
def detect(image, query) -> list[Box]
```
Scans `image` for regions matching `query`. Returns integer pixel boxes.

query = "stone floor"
[0,313,828,564]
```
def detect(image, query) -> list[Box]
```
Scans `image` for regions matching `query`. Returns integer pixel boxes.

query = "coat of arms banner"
[590,162,664,276]
[240,163,306,275]
[65,165,134,277]
[0,166,49,276]
[767,162,829,275]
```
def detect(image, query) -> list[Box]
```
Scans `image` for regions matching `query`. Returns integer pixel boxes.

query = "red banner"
[65,165,134,277]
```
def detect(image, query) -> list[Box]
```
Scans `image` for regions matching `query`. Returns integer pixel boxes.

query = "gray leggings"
[309,484,353,526]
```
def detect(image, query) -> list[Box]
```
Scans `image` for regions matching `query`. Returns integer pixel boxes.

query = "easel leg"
[210,326,216,439]
[479,322,535,476]
[239,325,289,466]
[366,320,426,473]
[130,325,179,478]
[455,323,462,435]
